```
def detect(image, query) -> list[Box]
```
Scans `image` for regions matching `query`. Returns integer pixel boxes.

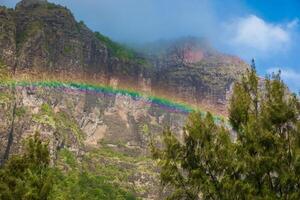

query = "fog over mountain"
[0,1,299,199]
[2,0,300,93]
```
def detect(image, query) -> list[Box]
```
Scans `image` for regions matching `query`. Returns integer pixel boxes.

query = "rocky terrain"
[0,0,248,114]
[0,0,250,199]
[145,37,248,112]
[0,83,187,199]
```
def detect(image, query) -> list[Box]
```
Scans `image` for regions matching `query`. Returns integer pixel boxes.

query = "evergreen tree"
[0,133,53,200]
[152,62,300,199]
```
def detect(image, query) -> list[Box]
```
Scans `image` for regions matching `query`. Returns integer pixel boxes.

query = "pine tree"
[152,61,300,199]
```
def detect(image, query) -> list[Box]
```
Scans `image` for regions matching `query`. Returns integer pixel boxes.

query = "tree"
[0,133,53,200]
[152,63,300,199]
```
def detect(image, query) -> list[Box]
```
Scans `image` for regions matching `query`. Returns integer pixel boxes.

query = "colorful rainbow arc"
[0,81,225,122]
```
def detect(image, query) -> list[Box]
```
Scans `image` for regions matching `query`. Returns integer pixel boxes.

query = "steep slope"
[145,37,248,113]
[0,0,248,115]
[1,0,151,86]
[0,79,185,199]
[0,6,16,68]
[0,1,249,198]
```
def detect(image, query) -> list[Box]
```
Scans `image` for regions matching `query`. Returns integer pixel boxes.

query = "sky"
[2,0,300,93]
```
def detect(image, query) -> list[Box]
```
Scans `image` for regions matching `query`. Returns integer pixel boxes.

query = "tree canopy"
[152,65,300,200]
[0,133,52,200]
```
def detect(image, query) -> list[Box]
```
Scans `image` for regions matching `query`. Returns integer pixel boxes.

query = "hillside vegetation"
[152,64,300,199]
[3,1,297,200]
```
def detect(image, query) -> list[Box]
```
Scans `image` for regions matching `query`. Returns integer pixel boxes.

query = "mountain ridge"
[0,1,251,198]
[0,0,248,115]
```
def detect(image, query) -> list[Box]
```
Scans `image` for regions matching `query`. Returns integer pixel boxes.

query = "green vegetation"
[46,3,58,10]
[33,103,84,144]
[94,31,153,76]
[0,92,12,105]
[0,133,53,200]
[15,107,27,117]
[79,20,86,27]
[50,148,137,200]
[94,32,135,61]
[63,45,73,54]
[51,171,136,200]
[0,61,11,83]
[152,62,300,199]
[0,134,138,200]
[16,21,44,47]
[82,144,156,196]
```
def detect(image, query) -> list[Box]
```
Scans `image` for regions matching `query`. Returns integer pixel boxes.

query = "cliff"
[0,1,249,198]
[0,82,186,199]
[0,0,248,114]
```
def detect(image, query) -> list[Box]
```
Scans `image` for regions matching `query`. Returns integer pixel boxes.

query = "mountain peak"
[16,0,47,8]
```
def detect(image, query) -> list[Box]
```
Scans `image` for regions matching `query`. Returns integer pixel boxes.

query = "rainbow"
[0,80,225,122]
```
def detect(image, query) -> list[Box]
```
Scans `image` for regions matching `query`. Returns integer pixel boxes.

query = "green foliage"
[0,61,11,83]
[0,134,137,200]
[0,133,53,200]
[94,32,135,61]
[151,113,235,200]
[141,124,150,136]
[51,171,136,200]
[33,103,84,143]
[79,20,85,26]
[15,107,27,117]
[0,93,12,105]
[41,103,52,113]
[16,21,44,46]
[46,3,58,10]
[50,148,138,200]
[152,63,300,199]
[63,45,73,54]
[57,148,77,169]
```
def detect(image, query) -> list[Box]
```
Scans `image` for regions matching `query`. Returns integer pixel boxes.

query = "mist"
[55,0,220,43]
[2,0,300,92]
[2,0,245,44]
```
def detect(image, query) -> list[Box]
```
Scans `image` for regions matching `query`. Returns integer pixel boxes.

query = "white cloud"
[225,15,295,55]
[267,67,300,92]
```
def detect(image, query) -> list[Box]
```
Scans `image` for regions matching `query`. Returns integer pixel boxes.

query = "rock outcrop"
[148,37,248,113]
[0,0,248,114]
[1,0,148,84]
[0,6,16,67]
[0,1,251,198]
[16,0,47,8]
[0,85,185,199]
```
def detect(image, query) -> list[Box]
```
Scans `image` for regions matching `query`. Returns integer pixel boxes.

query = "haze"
[2,0,300,93]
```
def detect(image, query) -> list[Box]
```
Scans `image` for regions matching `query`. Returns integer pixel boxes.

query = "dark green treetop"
[0,133,52,200]
[152,62,300,200]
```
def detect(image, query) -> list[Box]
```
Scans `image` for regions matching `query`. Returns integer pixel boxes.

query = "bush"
[0,133,53,200]
[94,32,135,61]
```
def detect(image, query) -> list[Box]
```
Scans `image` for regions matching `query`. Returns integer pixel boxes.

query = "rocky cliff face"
[0,85,186,199]
[0,6,16,67]
[0,1,249,198]
[1,0,149,85]
[148,37,248,113]
[0,0,248,114]
[13,0,111,74]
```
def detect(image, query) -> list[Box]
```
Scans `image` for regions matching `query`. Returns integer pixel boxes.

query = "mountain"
[0,0,149,86]
[0,0,249,199]
[0,0,248,114]
[142,36,248,113]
